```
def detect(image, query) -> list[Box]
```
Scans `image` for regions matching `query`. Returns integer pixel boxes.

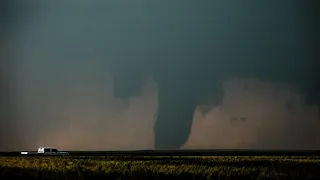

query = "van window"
[51,149,58,153]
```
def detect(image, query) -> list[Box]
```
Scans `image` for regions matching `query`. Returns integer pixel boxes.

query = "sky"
[0,0,319,151]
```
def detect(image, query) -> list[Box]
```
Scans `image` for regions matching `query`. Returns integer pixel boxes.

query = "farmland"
[1,155,320,180]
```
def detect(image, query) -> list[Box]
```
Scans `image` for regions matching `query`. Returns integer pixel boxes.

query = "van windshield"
[44,148,50,153]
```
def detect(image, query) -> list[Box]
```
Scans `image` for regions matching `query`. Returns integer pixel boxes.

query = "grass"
[1,156,320,179]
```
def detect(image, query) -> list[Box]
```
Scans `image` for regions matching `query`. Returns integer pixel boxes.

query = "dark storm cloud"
[0,0,319,151]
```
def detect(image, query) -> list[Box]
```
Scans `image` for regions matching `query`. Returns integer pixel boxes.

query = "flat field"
[1,156,320,180]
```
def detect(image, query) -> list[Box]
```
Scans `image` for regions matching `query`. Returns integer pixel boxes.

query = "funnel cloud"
[0,0,320,151]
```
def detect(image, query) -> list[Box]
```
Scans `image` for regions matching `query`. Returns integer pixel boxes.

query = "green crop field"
[1,156,320,179]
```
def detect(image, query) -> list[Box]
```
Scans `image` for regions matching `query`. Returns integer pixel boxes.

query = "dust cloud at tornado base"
[3,65,320,150]
[186,79,320,150]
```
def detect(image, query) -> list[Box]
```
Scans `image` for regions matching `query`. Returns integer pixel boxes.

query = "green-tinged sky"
[0,0,319,151]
